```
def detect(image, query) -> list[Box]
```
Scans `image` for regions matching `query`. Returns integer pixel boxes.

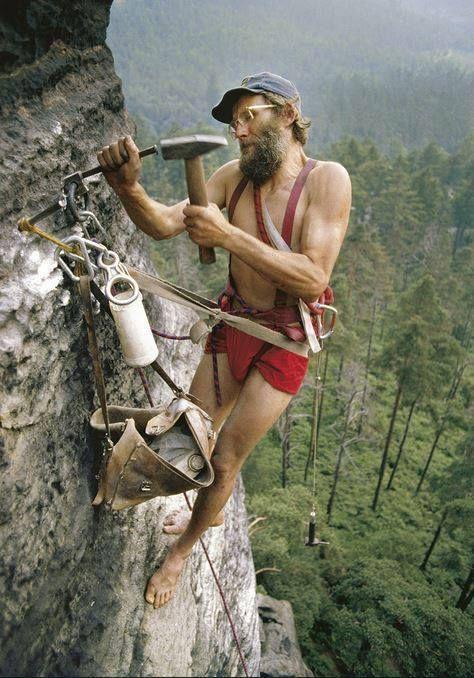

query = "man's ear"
[282,102,297,127]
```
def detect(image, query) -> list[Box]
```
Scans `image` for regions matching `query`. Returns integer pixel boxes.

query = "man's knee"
[211,426,250,480]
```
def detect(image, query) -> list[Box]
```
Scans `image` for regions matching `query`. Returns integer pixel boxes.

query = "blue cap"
[212,71,301,123]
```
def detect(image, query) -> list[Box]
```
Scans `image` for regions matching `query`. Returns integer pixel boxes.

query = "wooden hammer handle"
[184,156,216,265]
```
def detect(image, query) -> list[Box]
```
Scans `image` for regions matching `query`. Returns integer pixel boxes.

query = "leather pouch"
[90,398,216,510]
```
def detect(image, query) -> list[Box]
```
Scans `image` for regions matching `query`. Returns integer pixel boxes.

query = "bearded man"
[97,72,351,608]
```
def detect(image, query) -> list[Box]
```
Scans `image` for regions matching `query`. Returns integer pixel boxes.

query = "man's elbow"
[301,269,330,303]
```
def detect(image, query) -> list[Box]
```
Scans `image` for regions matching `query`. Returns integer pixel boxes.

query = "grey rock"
[258,594,313,677]
[0,2,260,676]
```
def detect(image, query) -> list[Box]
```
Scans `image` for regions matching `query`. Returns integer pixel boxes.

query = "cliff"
[0,2,260,675]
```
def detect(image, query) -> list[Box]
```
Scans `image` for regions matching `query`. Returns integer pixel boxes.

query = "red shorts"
[204,323,309,395]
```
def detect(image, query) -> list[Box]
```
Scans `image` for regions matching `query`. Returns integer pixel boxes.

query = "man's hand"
[183,203,234,248]
[96,135,141,194]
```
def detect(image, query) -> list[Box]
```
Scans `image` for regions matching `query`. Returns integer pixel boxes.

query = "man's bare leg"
[145,368,293,608]
[161,352,241,535]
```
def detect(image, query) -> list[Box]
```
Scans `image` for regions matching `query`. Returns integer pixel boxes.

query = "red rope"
[184,491,250,677]
[136,368,250,678]
[151,327,190,340]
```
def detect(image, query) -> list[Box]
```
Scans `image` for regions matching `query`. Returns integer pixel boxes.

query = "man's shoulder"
[209,159,243,189]
[207,159,243,208]
[310,159,350,181]
[213,158,242,181]
[307,160,351,199]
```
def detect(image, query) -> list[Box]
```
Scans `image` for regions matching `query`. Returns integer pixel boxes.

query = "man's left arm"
[183,162,351,302]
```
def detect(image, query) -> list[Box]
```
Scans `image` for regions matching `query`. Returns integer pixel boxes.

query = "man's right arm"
[97,135,186,240]
[97,135,231,241]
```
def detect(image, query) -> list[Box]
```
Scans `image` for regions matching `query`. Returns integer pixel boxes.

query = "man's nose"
[234,123,249,140]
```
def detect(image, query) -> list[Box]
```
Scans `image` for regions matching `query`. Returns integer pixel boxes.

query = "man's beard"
[239,124,288,186]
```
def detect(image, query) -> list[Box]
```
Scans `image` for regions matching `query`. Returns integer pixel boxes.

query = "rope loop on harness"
[65,180,90,222]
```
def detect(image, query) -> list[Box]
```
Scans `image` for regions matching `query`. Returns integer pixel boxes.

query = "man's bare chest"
[227,182,309,252]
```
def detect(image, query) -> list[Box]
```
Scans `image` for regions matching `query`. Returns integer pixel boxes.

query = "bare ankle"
[169,542,193,561]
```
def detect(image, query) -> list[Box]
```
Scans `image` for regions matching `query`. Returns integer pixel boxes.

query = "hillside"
[107,0,474,152]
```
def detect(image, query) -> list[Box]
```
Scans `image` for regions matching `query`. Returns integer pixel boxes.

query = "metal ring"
[97,250,120,269]
[105,274,140,305]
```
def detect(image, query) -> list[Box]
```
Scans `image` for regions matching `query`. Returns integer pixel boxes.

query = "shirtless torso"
[97,93,351,609]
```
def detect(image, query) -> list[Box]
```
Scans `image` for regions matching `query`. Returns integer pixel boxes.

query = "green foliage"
[317,557,474,676]
[108,0,474,154]
[242,137,474,674]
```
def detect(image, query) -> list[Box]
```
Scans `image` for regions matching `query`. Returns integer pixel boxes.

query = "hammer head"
[160,134,228,160]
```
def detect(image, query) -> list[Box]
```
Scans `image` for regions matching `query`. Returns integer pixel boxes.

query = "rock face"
[0,2,260,676]
[258,594,313,678]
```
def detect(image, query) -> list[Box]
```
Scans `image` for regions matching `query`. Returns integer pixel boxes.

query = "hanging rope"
[137,367,250,678]
[311,352,322,505]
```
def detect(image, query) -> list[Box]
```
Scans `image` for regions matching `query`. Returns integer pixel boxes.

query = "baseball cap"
[212,71,301,123]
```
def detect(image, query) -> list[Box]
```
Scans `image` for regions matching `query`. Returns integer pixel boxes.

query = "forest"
[107,2,473,675]
[133,121,474,678]
[108,0,473,153]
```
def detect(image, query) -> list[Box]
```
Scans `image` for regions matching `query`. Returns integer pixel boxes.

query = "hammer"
[160,134,228,265]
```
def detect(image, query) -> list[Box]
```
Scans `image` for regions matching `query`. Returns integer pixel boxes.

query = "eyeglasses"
[228,105,277,137]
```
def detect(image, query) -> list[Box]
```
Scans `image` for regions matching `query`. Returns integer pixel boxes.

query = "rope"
[312,352,322,504]
[151,328,190,341]
[183,492,250,678]
[137,368,250,678]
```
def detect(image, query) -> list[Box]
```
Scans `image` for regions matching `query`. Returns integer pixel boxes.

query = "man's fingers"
[96,151,109,171]
[183,205,205,219]
[118,137,129,162]
[108,141,125,166]
[100,145,118,169]
[124,135,139,156]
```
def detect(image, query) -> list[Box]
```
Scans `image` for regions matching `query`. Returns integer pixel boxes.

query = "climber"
[96,72,351,608]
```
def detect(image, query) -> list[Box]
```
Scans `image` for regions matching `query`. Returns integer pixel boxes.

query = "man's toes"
[163,510,178,525]
[163,524,180,534]
[155,593,166,609]
[145,577,158,604]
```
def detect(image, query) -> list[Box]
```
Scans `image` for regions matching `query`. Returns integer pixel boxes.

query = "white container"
[109,291,158,367]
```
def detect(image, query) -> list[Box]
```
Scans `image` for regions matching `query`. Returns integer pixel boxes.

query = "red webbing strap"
[228,176,249,222]
[275,159,317,306]
[253,185,272,245]
[281,158,317,245]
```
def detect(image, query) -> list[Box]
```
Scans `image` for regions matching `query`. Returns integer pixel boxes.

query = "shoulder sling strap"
[228,176,249,223]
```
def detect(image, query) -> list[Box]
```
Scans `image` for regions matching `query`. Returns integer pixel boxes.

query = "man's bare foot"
[162,507,224,535]
[145,547,188,609]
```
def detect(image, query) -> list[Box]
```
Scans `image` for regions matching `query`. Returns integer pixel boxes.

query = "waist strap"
[128,267,309,357]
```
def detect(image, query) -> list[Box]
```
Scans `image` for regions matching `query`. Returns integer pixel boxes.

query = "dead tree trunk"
[415,419,446,495]
[358,297,377,436]
[416,354,468,495]
[456,564,474,612]
[386,397,417,490]
[372,381,403,511]
[327,390,357,524]
[279,402,293,488]
[420,508,448,571]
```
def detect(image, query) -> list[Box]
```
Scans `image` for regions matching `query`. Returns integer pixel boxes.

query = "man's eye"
[242,110,253,123]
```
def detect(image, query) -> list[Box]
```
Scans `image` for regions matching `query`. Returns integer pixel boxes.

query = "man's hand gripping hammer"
[160,134,228,265]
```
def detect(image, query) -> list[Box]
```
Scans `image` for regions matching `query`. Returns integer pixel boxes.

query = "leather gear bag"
[90,398,216,510]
